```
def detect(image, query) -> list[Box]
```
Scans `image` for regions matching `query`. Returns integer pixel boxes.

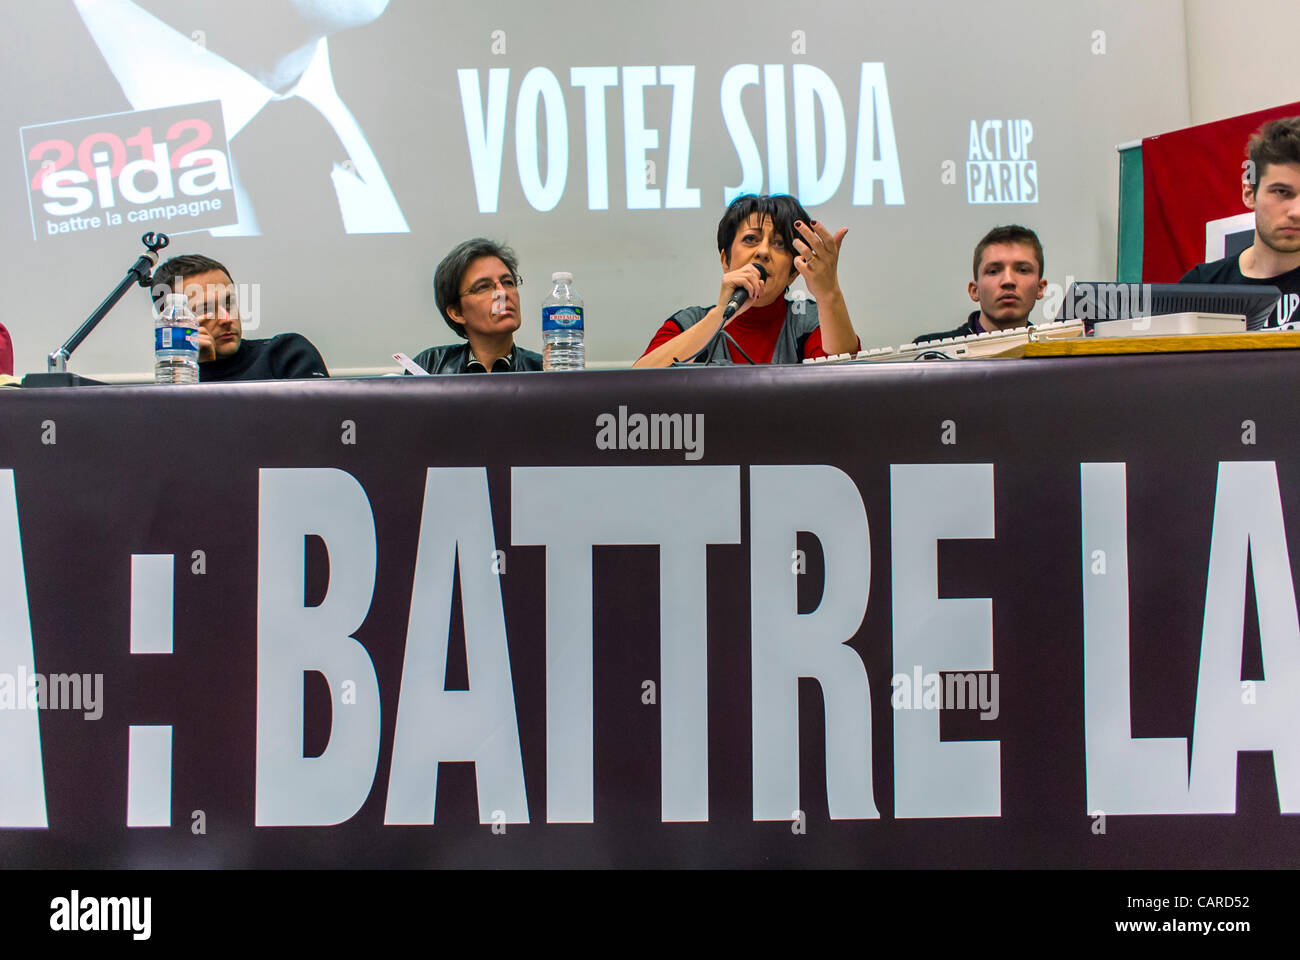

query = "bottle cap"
[163,293,188,308]
[552,271,573,282]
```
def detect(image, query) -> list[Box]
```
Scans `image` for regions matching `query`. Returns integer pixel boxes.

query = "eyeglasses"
[460,275,522,298]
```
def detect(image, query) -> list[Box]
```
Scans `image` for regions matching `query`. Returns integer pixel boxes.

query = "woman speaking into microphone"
[633,194,859,367]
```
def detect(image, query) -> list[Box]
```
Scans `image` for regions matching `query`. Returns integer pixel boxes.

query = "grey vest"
[666,299,821,365]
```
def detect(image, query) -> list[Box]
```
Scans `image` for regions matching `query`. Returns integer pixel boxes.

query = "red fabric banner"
[1142,101,1300,282]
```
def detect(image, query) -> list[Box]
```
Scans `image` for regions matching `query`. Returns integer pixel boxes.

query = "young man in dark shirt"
[1180,116,1300,328]
[410,238,542,374]
[915,225,1047,343]
[151,254,328,382]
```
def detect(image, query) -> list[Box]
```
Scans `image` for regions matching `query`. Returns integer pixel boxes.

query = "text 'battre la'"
[0,461,1296,829]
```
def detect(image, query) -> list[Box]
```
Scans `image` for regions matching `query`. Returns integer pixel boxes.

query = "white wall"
[1185,0,1300,125]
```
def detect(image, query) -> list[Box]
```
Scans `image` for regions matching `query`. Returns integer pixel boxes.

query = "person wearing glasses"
[151,254,329,381]
[410,238,542,374]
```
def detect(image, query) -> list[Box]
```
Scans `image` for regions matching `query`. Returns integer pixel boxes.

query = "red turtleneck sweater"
[641,297,853,364]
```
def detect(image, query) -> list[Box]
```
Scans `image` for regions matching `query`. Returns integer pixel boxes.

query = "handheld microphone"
[722,262,767,320]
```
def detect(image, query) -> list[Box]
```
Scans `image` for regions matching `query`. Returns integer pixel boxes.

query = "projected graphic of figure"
[72,0,408,236]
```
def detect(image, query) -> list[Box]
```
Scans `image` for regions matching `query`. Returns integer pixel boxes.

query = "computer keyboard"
[802,319,1086,364]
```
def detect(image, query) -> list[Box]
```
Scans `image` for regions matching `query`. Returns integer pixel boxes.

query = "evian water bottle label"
[542,305,584,332]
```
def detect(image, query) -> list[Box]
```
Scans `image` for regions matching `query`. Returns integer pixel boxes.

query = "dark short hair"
[151,254,234,310]
[972,225,1044,279]
[433,238,520,339]
[716,194,812,283]
[1247,116,1300,189]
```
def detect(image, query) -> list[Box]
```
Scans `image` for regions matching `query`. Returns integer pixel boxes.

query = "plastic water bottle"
[542,272,585,370]
[155,293,200,384]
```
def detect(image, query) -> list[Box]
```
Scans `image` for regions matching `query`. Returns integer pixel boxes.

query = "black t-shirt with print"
[1180,254,1300,327]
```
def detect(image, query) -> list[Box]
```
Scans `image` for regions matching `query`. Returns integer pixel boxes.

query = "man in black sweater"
[1180,116,1300,328]
[151,254,328,381]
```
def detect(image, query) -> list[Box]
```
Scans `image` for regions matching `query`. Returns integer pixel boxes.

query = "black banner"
[1,352,1297,868]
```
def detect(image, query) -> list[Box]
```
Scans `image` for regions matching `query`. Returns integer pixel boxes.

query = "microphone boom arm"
[47,232,170,373]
